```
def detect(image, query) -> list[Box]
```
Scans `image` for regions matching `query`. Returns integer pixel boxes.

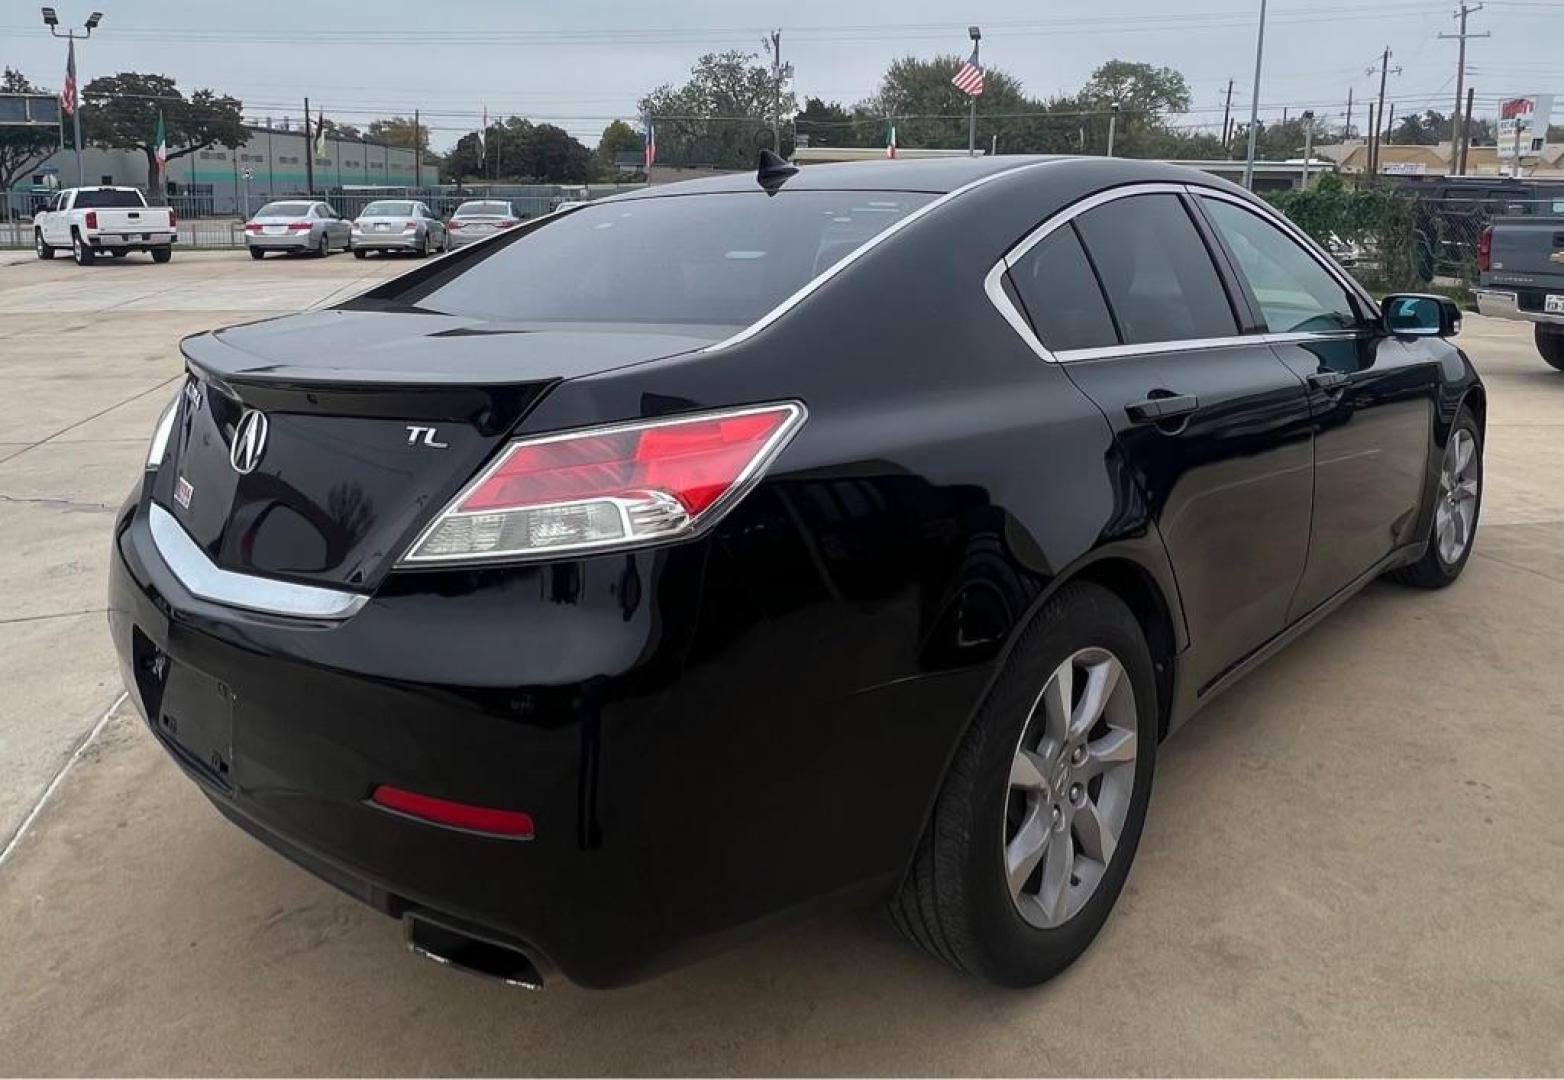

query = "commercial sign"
[1497,95,1554,160]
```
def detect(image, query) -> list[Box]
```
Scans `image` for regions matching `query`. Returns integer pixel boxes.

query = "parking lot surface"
[1,251,1562,1076]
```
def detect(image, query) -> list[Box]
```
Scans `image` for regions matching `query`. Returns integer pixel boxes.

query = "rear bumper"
[1475,288,1564,327]
[351,232,420,250]
[108,485,975,986]
[89,232,175,249]
[445,231,492,248]
[246,234,314,251]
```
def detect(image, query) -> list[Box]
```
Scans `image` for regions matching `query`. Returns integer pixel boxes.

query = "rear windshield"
[74,189,145,209]
[406,191,933,326]
[256,201,312,217]
[363,201,413,217]
[456,201,512,216]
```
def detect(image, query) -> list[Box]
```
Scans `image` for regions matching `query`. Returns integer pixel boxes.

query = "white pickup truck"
[33,186,177,266]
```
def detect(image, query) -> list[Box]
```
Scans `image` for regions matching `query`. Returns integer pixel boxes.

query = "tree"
[794,97,868,148]
[1388,110,1446,146]
[526,124,593,182]
[0,68,58,192]
[595,119,643,177]
[441,116,592,183]
[81,72,244,196]
[638,50,795,168]
[367,115,429,151]
[317,117,362,139]
[1083,60,1191,120]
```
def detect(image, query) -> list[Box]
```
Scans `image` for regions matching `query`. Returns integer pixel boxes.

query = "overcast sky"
[5,0,1560,150]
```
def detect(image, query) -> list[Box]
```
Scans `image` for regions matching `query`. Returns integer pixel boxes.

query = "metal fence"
[1,183,646,249]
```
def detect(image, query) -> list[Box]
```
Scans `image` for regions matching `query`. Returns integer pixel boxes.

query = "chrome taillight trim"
[148,503,369,620]
[396,400,809,569]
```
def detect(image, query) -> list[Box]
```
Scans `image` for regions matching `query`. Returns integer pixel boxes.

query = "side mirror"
[1381,293,1461,338]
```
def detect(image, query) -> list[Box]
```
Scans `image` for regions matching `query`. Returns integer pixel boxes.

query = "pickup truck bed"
[1475,215,1564,368]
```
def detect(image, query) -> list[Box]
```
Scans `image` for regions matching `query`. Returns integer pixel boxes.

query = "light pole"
[1242,0,1267,190]
[1300,109,1314,189]
[1106,102,1121,157]
[42,7,102,188]
[967,25,981,157]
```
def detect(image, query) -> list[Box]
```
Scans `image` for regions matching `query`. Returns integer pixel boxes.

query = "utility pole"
[1345,87,1353,139]
[1222,78,1234,153]
[967,25,982,157]
[766,30,783,154]
[414,108,421,189]
[1301,109,1315,188]
[1367,46,1400,179]
[1364,102,1375,180]
[1107,102,1120,157]
[42,8,102,188]
[1439,3,1488,176]
[303,96,314,196]
[1460,85,1475,174]
[1242,0,1269,189]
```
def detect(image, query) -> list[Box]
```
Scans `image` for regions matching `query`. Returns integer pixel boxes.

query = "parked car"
[445,199,520,248]
[34,186,176,265]
[351,199,447,257]
[243,200,351,259]
[1474,215,1564,369]
[112,156,1483,990]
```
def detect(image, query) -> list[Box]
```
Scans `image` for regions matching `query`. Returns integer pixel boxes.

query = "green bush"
[1265,174,1424,291]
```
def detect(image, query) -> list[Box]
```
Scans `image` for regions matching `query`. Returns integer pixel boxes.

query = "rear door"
[1194,192,1438,617]
[1007,188,1315,693]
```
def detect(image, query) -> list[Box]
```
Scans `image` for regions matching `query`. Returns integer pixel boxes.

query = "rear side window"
[399,191,934,327]
[1074,194,1237,346]
[1008,225,1119,351]
[73,188,145,209]
[1198,197,1360,333]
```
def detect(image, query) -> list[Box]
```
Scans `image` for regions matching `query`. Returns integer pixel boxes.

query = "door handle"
[1308,370,1351,391]
[1125,394,1200,424]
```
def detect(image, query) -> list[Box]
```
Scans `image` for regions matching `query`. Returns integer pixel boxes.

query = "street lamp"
[1107,101,1121,157]
[42,6,103,187]
[967,25,981,157]
[1241,0,1267,190]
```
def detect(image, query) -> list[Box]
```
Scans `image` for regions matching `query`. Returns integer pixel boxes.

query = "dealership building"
[17,121,421,213]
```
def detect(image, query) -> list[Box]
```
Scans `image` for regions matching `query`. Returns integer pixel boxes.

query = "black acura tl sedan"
[110,155,1483,989]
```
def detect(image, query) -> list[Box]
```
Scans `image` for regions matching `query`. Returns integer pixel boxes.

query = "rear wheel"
[415,234,429,257]
[1537,326,1564,372]
[1390,407,1482,588]
[315,233,329,258]
[353,248,367,259]
[249,247,265,260]
[890,581,1157,986]
[71,232,95,266]
[151,246,172,264]
[35,230,54,260]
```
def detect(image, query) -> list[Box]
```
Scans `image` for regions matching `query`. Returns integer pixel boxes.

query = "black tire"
[315,233,329,257]
[890,581,1158,987]
[249,247,265,260]
[414,234,429,258]
[353,248,367,260]
[71,232,95,266]
[151,246,172,264]
[35,230,54,260]
[1537,326,1564,373]
[1389,406,1482,589]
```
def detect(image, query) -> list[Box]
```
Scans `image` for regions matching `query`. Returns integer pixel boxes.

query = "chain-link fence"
[1,183,646,249]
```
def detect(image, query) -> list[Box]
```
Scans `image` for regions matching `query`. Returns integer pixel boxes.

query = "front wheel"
[1389,407,1482,588]
[1537,326,1564,372]
[72,232,95,266]
[35,231,55,260]
[891,581,1157,986]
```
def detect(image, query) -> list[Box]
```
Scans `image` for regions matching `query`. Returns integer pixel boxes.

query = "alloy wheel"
[1004,646,1138,930]
[1435,428,1479,564]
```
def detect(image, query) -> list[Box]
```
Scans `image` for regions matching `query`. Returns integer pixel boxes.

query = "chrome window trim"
[702,160,1056,353]
[985,180,1378,365]
[148,503,369,620]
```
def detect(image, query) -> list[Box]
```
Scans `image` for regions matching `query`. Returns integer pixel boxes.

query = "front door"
[1007,190,1316,693]
[1192,193,1439,618]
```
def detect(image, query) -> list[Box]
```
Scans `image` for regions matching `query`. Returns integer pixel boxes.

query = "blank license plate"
[1546,294,1564,314]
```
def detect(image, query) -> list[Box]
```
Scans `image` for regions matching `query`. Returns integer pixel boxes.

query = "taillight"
[400,402,806,565]
[286,222,311,231]
[448,220,463,229]
[402,221,416,232]
[1477,225,1493,272]
[84,210,97,229]
[244,222,262,233]
[370,785,534,839]
[351,219,363,229]
[168,207,177,229]
[500,219,518,228]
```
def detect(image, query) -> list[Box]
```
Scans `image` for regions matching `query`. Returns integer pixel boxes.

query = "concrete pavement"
[1,252,1562,1075]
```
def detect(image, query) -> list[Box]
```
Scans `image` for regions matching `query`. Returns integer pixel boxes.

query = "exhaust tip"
[403,912,544,990]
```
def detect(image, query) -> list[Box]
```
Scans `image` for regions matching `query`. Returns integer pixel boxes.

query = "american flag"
[951,46,984,97]
[643,117,656,169]
[60,38,77,116]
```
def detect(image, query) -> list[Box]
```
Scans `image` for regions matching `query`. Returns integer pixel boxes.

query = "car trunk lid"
[157,307,720,592]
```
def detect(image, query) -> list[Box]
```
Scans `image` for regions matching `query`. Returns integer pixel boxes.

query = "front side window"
[391,191,933,328]
[1199,197,1360,334]
[1008,224,1119,351]
[1074,193,1237,346]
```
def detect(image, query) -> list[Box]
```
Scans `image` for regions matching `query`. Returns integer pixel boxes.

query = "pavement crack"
[0,607,107,626]
[0,493,117,513]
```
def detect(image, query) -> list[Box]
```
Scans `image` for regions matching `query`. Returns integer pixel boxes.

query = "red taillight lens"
[244,222,262,233]
[401,402,806,565]
[402,221,416,232]
[447,220,463,229]
[1477,225,1493,272]
[500,219,518,228]
[370,785,534,839]
[286,222,311,232]
[169,208,177,229]
[84,210,97,229]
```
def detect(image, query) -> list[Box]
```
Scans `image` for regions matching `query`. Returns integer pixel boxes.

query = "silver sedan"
[445,199,520,249]
[351,200,448,258]
[244,200,351,258]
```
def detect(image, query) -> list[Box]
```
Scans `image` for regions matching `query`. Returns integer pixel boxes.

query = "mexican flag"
[153,111,167,180]
[885,118,897,159]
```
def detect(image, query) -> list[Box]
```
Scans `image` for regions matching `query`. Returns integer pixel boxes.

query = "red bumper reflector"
[370,785,535,839]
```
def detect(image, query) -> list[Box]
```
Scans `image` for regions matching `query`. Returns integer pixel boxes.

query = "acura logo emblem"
[230,409,269,474]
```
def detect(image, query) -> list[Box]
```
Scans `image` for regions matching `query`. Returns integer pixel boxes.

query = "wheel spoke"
[1005,802,1051,899]
[1453,431,1473,474]
[1009,748,1050,793]
[1080,727,1137,779]
[1035,820,1074,924]
[1455,478,1479,501]
[1073,796,1118,865]
[1071,656,1122,739]
[1038,660,1073,745]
